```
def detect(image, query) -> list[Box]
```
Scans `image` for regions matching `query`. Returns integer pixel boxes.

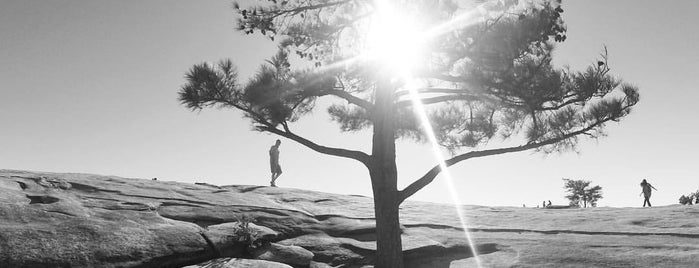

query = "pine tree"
[179,1,638,266]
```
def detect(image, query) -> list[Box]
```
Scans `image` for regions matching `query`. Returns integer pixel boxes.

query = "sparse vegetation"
[231,215,262,253]
[679,191,699,205]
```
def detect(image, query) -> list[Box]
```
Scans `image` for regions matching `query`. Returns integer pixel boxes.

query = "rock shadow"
[238,186,267,193]
[404,243,500,268]
[26,195,60,204]
[16,181,28,190]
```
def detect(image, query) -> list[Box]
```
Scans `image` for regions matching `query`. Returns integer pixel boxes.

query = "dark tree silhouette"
[563,178,603,208]
[679,191,698,205]
[178,0,639,266]
[679,195,690,205]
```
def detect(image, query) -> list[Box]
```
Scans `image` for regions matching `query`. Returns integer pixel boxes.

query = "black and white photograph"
[1,0,698,267]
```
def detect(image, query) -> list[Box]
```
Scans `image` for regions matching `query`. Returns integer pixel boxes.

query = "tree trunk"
[369,78,404,267]
[371,168,403,268]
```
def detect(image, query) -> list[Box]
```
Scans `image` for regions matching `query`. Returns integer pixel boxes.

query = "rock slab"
[2,169,699,268]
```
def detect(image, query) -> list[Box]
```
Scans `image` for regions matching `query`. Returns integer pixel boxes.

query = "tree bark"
[369,78,404,268]
[371,168,403,268]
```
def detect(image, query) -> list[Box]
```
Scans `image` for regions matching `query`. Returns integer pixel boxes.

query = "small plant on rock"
[231,215,263,253]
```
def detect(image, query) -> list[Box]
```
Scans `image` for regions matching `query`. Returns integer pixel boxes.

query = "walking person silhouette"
[640,179,657,207]
[269,139,282,187]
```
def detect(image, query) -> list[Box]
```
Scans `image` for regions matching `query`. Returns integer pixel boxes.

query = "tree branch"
[259,125,371,166]
[539,97,585,111]
[397,114,620,204]
[394,88,478,98]
[268,0,355,19]
[396,94,481,108]
[394,87,487,108]
[319,89,374,112]
[416,72,474,83]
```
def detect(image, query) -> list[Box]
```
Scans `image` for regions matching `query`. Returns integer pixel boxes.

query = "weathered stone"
[309,260,335,268]
[54,180,72,190]
[253,242,314,266]
[204,222,279,257]
[277,233,372,266]
[207,222,279,242]
[183,257,293,268]
[3,169,699,268]
[36,176,53,188]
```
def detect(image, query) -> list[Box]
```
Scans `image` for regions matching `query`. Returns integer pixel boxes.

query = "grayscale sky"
[1,0,698,207]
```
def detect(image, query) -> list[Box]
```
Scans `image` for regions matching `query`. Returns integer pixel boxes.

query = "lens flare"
[365,1,425,77]
[406,78,483,268]
[310,1,502,265]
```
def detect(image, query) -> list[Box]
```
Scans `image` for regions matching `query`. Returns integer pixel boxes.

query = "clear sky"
[1,0,698,208]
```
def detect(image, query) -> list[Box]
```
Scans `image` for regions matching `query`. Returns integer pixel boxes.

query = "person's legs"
[275,166,282,182]
[270,165,282,186]
[270,162,276,186]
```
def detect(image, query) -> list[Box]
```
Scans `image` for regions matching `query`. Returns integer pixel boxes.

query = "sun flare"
[363,1,487,266]
[365,2,425,77]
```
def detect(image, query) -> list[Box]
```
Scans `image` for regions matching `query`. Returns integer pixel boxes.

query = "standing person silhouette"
[269,139,282,187]
[640,179,657,207]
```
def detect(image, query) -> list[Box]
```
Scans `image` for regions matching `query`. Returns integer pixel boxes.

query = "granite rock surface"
[2,170,699,268]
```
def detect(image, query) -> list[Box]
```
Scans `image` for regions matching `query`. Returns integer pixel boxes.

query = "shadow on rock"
[404,243,500,268]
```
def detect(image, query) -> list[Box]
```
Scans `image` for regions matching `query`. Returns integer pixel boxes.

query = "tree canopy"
[181,0,638,157]
[179,0,639,203]
[563,178,603,208]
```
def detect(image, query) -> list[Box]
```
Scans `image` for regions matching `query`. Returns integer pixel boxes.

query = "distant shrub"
[679,191,699,205]
[680,195,690,205]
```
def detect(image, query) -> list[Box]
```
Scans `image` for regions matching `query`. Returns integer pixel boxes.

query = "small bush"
[231,215,263,253]
[679,191,699,205]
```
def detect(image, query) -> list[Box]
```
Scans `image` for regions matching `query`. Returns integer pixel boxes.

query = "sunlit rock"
[2,169,699,267]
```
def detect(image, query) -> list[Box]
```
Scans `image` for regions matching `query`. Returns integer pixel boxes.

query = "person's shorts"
[270,163,282,173]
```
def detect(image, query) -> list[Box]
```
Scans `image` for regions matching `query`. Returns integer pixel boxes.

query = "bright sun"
[365,1,425,77]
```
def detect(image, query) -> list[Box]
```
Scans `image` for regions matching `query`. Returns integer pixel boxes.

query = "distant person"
[269,139,282,187]
[547,200,552,207]
[542,201,546,208]
[696,195,699,205]
[639,179,657,207]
